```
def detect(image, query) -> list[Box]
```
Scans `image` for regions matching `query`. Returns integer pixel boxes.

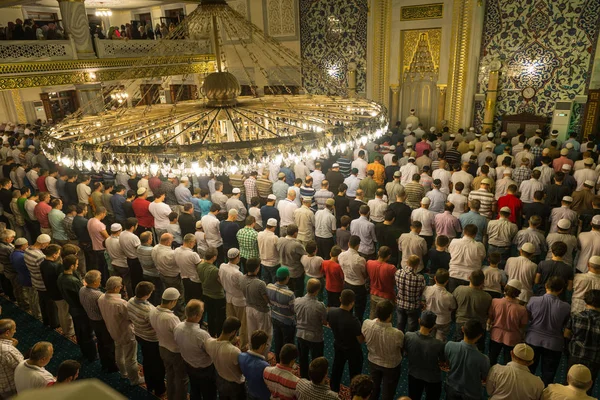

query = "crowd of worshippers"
[0,121,599,400]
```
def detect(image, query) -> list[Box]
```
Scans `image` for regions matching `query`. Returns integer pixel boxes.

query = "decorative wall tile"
[299,0,368,94]
[477,0,600,133]
[263,0,299,40]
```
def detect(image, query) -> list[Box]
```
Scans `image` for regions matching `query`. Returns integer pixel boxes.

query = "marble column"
[57,0,95,59]
[390,84,400,124]
[75,83,103,115]
[482,70,499,133]
[436,84,447,130]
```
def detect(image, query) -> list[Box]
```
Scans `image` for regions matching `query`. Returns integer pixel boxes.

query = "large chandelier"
[44,0,387,176]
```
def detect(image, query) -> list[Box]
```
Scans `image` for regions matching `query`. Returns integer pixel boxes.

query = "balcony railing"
[0,38,211,63]
[0,39,78,62]
[94,38,211,59]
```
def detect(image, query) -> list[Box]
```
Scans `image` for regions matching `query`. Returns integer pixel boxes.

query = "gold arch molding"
[400,28,441,80]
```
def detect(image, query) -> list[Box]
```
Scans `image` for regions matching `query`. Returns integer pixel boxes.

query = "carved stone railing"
[0,39,78,62]
[94,38,211,59]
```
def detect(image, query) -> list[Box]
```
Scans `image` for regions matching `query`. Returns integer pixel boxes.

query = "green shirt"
[197,261,224,299]
[359,177,378,201]
[17,197,29,221]
[236,227,259,259]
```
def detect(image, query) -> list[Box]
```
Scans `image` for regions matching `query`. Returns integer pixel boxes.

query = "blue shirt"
[279,166,295,185]
[175,184,192,205]
[260,205,280,233]
[445,341,490,399]
[238,351,270,399]
[525,293,570,352]
[111,193,127,221]
[266,282,295,325]
[198,198,212,216]
[10,250,31,287]
[459,211,488,242]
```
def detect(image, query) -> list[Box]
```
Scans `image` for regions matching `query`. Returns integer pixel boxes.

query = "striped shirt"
[266,282,295,325]
[337,157,352,177]
[263,364,299,400]
[404,182,425,209]
[79,286,104,321]
[137,245,159,277]
[467,189,495,219]
[24,248,45,291]
[295,379,339,400]
[127,297,158,342]
[313,190,334,210]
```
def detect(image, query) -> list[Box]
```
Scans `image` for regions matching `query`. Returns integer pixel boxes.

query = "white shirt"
[400,163,419,185]
[25,199,37,220]
[310,170,325,190]
[351,158,368,179]
[200,213,223,248]
[447,193,468,217]
[76,182,91,204]
[174,246,201,282]
[45,175,58,198]
[361,319,404,368]
[294,162,310,182]
[398,232,428,271]
[432,169,451,194]
[343,175,360,197]
[519,178,544,203]
[451,171,474,195]
[423,284,456,325]
[119,230,141,259]
[367,198,387,223]
[576,230,600,273]
[277,199,298,227]
[314,208,336,238]
[149,201,172,229]
[410,207,435,236]
[486,362,544,400]
[173,321,212,368]
[448,237,486,281]
[151,244,179,277]
[26,169,39,190]
[138,178,153,197]
[14,360,55,393]
[105,235,128,268]
[149,307,181,353]
[338,248,367,285]
[205,338,244,384]
[571,272,600,314]
[541,384,595,400]
[219,262,246,307]
[257,229,280,267]
[504,256,537,302]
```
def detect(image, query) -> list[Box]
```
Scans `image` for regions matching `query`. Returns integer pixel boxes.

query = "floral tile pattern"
[477,0,600,132]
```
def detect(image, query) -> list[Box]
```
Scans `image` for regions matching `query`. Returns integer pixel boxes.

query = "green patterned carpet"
[1,294,593,400]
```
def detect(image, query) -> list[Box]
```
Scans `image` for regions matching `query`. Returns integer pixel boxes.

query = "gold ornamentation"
[401,29,441,76]
[372,0,392,105]
[446,0,473,132]
[10,89,27,124]
[400,3,444,21]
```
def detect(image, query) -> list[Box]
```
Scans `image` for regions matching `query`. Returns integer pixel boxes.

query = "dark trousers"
[369,361,402,400]
[25,220,41,242]
[185,362,217,400]
[327,290,341,308]
[448,277,469,293]
[38,290,59,328]
[272,319,295,362]
[89,319,117,371]
[261,264,279,285]
[330,345,363,392]
[315,236,334,260]
[568,356,600,396]
[289,274,305,298]
[396,308,420,333]
[297,338,324,379]
[72,313,97,361]
[485,290,503,299]
[421,235,434,250]
[143,274,164,306]
[0,273,14,301]
[127,258,144,295]
[528,344,562,386]
[183,278,203,304]
[204,296,226,337]
[136,336,166,395]
[445,383,481,400]
[92,250,108,285]
[216,375,245,400]
[216,245,225,265]
[408,375,442,400]
[488,340,513,366]
[135,225,152,236]
[343,282,367,322]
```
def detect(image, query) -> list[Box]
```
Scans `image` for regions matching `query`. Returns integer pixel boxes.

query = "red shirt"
[497,193,522,224]
[415,141,432,158]
[37,176,48,192]
[366,260,397,300]
[34,201,52,228]
[149,176,162,193]
[321,260,344,292]
[132,197,154,228]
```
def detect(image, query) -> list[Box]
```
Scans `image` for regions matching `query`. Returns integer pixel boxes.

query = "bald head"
[160,233,173,246]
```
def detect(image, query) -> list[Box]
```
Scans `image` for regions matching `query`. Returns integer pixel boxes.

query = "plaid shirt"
[511,166,531,188]
[395,267,425,310]
[567,309,600,363]
[531,145,543,160]
[236,227,259,259]
[244,177,258,204]
[0,338,24,394]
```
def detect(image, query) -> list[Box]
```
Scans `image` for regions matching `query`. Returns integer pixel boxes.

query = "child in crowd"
[427,235,450,273]
[198,188,212,217]
[301,240,324,300]
[422,268,456,342]
[191,188,203,220]
[321,245,344,307]
[448,181,468,218]
[194,220,208,258]
[248,197,263,230]
[483,252,507,299]
[166,211,182,248]
[336,215,351,251]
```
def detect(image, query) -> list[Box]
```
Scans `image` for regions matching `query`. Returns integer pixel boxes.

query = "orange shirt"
[367,162,385,186]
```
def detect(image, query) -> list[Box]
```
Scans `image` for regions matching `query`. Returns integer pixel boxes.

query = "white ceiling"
[1,0,196,10]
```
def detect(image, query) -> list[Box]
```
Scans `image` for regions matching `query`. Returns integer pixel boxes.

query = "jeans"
[185,362,217,400]
[159,346,189,400]
[288,274,305,298]
[369,361,402,400]
[330,345,363,392]
[136,336,166,395]
[261,264,280,285]
[216,375,245,400]
[431,322,451,342]
[396,308,420,332]
[89,319,117,371]
[488,340,513,366]
[528,344,562,386]
[92,250,109,285]
[71,313,97,361]
[343,282,367,323]
[297,338,324,379]
[272,319,295,362]
[408,375,442,400]
[204,296,226,338]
